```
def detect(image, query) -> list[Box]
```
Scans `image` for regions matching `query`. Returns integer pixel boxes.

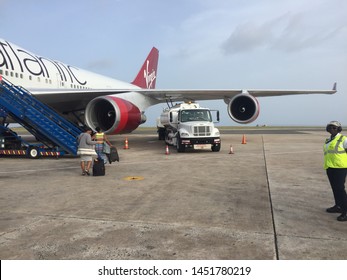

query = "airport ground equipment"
[0,125,65,158]
[157,102,221,152]
[0,76,82,157]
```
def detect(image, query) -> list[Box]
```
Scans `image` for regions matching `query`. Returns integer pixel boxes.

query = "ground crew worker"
[324,121,347,221]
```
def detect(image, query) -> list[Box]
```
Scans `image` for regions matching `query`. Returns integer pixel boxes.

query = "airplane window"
[5,70,8,76]
[20,74,23,79]
[0,69,2,75]
[29,76,32,80]
[15,73,18,78]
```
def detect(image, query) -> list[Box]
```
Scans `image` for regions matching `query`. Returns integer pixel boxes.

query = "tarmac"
[0,127,346,260]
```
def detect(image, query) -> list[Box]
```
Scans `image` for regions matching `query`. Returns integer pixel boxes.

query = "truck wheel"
[158,128,166,140]
[164,135,171,146]
[27,146,40,159]
[176,134,185,153]
[212,144,221,152]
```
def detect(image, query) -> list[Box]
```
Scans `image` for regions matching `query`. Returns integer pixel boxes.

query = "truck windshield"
[180,110,212,122]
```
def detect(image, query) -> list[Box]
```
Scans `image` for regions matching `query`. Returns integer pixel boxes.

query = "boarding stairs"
[0,76,82,155]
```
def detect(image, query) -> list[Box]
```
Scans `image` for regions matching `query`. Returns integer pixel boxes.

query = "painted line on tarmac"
[0,150,320,174]
[0,166,78,174]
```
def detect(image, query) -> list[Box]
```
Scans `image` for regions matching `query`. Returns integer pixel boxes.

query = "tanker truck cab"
[158,102,221,152]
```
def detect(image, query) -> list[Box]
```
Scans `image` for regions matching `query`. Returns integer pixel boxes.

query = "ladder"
[0,77,82,155]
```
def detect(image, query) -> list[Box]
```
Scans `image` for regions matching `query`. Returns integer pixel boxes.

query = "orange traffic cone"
[124,137,129,149]
[229,144,234,154]
[241,134,247,144]
[165,145,170,155]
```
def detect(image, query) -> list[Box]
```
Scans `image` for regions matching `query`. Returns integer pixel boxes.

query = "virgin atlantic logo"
[144,60,156,89]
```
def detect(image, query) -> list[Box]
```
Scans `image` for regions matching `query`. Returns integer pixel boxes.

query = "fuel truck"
[157,102,221,152]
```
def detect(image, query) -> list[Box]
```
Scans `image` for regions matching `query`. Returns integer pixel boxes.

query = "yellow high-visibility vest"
[324,135,347,169]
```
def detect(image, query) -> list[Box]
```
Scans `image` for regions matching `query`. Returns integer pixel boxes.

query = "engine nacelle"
[85,96,143,134]
[227,94,260,124]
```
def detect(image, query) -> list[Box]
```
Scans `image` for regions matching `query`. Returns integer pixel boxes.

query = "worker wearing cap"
[324,121,347,221]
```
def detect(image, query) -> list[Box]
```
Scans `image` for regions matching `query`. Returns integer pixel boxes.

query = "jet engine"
[85,96,144,134]
[227,94,260,124]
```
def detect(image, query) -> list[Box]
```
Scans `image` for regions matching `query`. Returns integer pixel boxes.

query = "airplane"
[0,38,337,134]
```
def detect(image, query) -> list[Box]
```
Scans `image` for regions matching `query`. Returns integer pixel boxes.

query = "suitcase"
[93,158,105,176]
[107,146,119,164]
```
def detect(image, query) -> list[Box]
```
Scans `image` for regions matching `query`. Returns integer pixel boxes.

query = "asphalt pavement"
[0,128,346,259]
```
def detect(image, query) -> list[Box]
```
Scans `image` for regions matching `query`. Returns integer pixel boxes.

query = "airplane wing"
[29,88,135,112]
[20,83,337,135]
[31,82,337,109]
[137,83,337,102]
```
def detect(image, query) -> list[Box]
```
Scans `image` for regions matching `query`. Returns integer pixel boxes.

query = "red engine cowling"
[227,94,260,124]
[85,96,143,134]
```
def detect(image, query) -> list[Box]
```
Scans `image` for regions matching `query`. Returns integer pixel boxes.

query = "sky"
[1,0,346,127]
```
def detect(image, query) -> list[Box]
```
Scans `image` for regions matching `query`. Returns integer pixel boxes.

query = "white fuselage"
[0,39,136,90]
[0,39,158,113]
